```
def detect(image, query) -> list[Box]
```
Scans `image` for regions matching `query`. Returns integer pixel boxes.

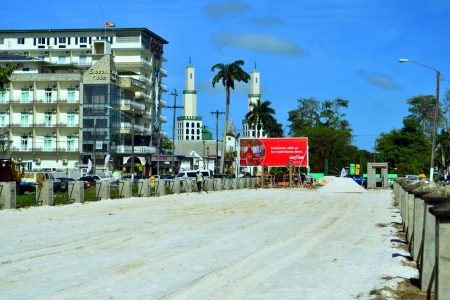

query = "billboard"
[239,138,308,167]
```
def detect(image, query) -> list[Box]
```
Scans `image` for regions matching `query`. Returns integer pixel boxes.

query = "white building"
[0,28,168,173]
[177,62,202,141]
[242,67,266,138]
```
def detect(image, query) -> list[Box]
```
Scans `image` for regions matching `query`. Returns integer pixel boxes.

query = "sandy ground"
[0,185,416,299]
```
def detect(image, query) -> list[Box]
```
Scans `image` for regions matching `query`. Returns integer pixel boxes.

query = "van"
[176,169,213,180]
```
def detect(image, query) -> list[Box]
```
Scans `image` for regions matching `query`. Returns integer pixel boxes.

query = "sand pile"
[319,176,338,185]
[318,177,367,193]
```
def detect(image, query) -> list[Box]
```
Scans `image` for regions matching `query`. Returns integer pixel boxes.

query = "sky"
[2,0,450,150]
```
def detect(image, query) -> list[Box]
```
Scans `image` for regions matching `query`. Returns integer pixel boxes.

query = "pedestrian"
[196,170,204,193]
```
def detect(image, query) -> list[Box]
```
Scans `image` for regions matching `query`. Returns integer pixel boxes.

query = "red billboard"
[239,138,308,167]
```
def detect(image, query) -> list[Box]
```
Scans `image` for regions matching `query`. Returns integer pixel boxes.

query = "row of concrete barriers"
[0,177,262,208]
[393,178,450,299]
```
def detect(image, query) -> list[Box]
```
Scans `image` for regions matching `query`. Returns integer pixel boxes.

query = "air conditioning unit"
[34,158,41,164]
[62,159,68,165]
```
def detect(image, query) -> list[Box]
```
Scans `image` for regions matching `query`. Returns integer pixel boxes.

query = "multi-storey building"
[177,62,202,141]
[0,28,168,173]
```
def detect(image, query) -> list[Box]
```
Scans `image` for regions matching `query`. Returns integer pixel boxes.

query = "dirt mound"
[318,176,337,185]
[318,177,367,193]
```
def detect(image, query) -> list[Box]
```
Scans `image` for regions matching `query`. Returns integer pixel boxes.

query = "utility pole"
[167,89,183,173]
[93,119,96,175]
[210,110,224,174]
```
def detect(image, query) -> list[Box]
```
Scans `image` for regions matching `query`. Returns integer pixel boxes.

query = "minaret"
[176,59,203,141]
[243,64,262,138]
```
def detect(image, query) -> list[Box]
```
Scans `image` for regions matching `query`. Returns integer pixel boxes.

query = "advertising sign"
[239,138,308,167]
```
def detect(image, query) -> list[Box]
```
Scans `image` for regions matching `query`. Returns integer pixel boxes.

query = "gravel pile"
[318,177,367,193]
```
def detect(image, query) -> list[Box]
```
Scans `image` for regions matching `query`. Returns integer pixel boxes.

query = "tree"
[288,97,352,172]
[407,95,444,137]
[0,64,16,92]
[161,135,172,151]
[245,99,277,138]
[375,117,430,175]
[211,60,250,173]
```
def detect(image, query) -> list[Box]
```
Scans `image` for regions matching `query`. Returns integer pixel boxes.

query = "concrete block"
[224,179,230,190]
[0,182,16,209]
[207,179,214,192]
[68,181,84,203]
[96,181,110,200]
[119,180,132,199]
[407,193,415,244]
[437,220,450,299]
[173,179,181,194]
[214,178,222,191]
[231,178,237,189]
[157,180,166,196]
[36,181,54,206]
[137,179,150,197]
[413,197,425,262]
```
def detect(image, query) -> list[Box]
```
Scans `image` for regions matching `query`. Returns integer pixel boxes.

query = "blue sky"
[2,0,450,150]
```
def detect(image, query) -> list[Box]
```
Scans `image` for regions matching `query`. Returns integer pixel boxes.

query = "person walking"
[196,171,204,193]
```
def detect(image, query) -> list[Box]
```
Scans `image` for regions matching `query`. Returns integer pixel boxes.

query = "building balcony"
[160,99,167,107]
[34,122,57,128]
[134,91,151,101]
[10,146,32,152]
[57,98,80,104]
[10,122,32,128]
[160,115,167,123]
[142,111,152,120]
[34,98,58,104]
[57,146,79,152]
[57,122,79,128]
[160,68,168,77]
[115,145,156,154]
[120,99,145,112]
[160,84,167,91]
[119,77,146,91]
[0,99,10,105]
[10,99,33,104]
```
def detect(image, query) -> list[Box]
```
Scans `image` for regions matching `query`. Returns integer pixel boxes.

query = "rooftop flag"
[105,22,115,27]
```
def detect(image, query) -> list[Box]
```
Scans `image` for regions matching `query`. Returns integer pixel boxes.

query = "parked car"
[405,174,420,181]
[56,177,89,192]
[21,171,62,192]
[177,170,214,180]
[78,175,101,186]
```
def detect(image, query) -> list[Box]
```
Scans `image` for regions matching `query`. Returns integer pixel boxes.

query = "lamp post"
[106,105,135,180]
[399,58,440,182]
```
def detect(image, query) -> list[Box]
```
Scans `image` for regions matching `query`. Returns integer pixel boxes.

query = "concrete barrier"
[173,179,181,194]
[137,179,150,197]
[36,181,54,206]
[224,179,230,190]
[68,181,84,203]
[96,181,110,200]
[231,178,237,189]
[207,179,214,192]
[157,179,166,196]
[430,200,450,299]
[419,188,448,293]
[119,180,132,198]
[0,182,16,209]
[214,178,222,191]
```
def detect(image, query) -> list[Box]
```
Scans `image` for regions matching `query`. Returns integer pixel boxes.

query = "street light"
[106,105,135,180]
[399,58,441,182]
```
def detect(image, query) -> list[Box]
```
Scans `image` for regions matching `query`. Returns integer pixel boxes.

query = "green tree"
[288,97,352,172]
[375,117,430,175]
[407,95,444,137]
[161,135,172,151]
[245,99,278,137]
[0,64,16,91]
[211,60,250,173]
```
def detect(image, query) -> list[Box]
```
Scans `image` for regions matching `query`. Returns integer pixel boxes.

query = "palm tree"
[245,99,279,138]
[211,60,250,173]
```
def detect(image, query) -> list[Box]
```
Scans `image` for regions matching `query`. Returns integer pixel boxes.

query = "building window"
[67,138,75,151]
[80,37,87,44]
[197,136,200,140]
[0,112,5,127]
[44,112,52,127]
[0,38,4,44]
[79,55,87,65]
[20,136,28,151]
[191,136,194,140]
[186,136,189,140]
[44,88,52,103]
[191,122,194,127]
[191,129,194,134]
[67,112,75,126]
[197,129,200,134]
[58,56,66,64]
[186,122,189,127]
[22,68,30,72]
[190,73,192,79]
[37,37,46,45]
[185,129,189,134]
[0,91,6,103]
[197,123,200,128]
[17,38,25,44]
[21,88,29,103]
[58,37,66,44]
[20,112,28,127]
[44,136,52,151]
[67,88,76,102]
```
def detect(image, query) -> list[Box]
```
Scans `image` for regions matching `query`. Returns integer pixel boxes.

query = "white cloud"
[369,75,400,90]
[204,1,250,20]
[212,31,304,56]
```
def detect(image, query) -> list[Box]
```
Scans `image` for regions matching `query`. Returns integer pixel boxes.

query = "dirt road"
[0,188,415,299]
